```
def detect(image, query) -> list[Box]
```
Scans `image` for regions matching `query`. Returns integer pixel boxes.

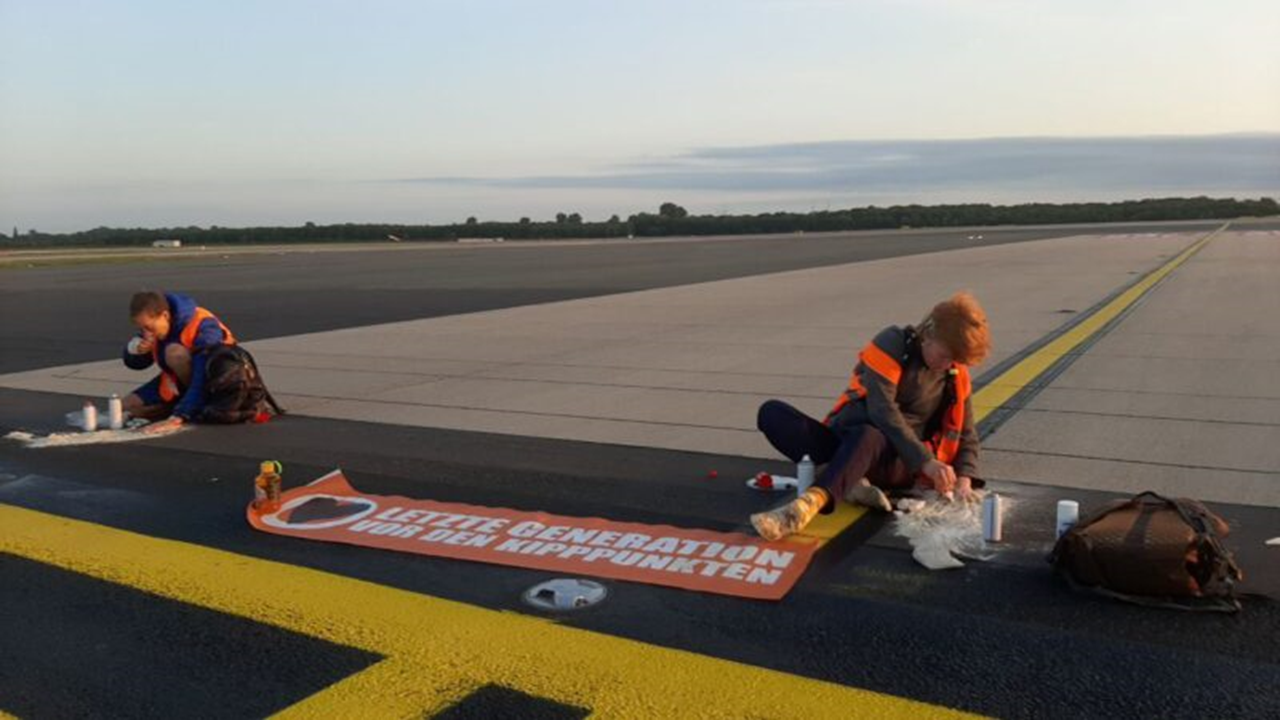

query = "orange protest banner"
[247,470,819,600]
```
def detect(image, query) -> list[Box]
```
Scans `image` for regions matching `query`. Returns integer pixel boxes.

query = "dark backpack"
[1049,491,1244,612]
[196,345,285,424]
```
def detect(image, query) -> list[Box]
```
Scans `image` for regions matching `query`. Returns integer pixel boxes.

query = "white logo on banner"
[261,494,379,530]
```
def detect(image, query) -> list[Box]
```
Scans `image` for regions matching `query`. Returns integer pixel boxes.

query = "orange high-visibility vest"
[824,339,971,466]
[154,307,237,402]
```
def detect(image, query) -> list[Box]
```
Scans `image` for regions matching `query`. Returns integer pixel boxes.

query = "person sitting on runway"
[750,292,991,541]
[122,290,238,433]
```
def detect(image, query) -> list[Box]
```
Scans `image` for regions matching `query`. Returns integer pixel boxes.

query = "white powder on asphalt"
[892,493,1005,570]
[5,425,189,449]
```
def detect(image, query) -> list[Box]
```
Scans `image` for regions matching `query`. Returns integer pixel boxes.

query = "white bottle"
[82,401,98,432]
[1056,500,1080,539]
[982,492,1003,543]
[796,454,815,496]
[107,394,124,430]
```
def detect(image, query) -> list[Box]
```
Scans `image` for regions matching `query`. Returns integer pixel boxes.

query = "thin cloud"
[395,134,1280,195]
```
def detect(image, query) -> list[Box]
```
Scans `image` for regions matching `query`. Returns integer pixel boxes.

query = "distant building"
[152,239,182,248]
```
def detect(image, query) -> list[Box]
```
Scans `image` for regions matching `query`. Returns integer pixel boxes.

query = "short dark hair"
[129,291,168,318]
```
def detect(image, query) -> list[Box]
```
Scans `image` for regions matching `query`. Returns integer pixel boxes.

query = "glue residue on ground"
[5,425,189,449]
[892,493,1006,570]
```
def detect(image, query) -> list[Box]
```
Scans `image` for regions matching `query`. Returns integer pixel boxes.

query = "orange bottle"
[254,460,283,512]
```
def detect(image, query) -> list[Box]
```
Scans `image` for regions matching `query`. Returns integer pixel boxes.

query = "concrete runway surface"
[2,220,1278,719]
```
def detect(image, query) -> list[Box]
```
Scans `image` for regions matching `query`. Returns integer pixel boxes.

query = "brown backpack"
[1049,491,1244,612]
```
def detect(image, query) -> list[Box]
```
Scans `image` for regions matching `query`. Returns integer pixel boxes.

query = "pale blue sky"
[1,0,1277,232]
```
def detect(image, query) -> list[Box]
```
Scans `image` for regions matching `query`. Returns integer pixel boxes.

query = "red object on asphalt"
[252,411,271,424]
[755,472,774,489]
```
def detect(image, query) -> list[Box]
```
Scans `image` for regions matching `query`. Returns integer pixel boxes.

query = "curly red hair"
[921,291,991,366]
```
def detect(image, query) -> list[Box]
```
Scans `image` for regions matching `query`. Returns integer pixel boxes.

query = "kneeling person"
[123,290,237,433]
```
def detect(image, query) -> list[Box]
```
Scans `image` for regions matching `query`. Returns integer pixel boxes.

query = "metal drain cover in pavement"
[522,578,607,611]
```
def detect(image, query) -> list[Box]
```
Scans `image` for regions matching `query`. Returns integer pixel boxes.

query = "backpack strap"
[1170,498,1243,598]
[1129,493,1243,587]
[1057,572,1242,613]
[901,325,919,364]
[263,386,286,416]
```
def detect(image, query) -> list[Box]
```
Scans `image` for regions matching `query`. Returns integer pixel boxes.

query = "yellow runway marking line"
[800,223,1225,542]
[799,502,867,541]
[0,504,981,719]
[972,224,1225,422]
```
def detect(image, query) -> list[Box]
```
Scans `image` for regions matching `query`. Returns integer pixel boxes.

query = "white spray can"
[1056,500,1080,539]
[796,454,815,496]
[81,400,98,432]
[107,394,124,430]
[982,492,1003,543]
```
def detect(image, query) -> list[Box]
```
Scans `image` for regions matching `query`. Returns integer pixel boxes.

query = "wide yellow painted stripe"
[799,502,868,540]
[0,504,981,719]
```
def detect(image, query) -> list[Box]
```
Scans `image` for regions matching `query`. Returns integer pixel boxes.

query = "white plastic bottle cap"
[1056,500,1080,539]
[81,401,98,432]
[796,454,815,495]
[107,394,125,430]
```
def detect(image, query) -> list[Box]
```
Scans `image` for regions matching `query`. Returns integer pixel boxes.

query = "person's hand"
[955,476,978,503]
[134,332,157,355]
[141,416,184,435]
[921,459,957,496]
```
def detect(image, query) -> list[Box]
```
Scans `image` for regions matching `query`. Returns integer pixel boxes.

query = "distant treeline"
[5,196,1276,248]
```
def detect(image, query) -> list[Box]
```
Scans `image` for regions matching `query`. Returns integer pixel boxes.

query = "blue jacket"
[123,292,231,419]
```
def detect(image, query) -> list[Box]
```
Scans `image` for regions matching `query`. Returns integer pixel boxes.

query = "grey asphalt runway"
[0,220,1236,375]
[0,553,379,719]
[3,220,1278,719]
[2,388,1277,719]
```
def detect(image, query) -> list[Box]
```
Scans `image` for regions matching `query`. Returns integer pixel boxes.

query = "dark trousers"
[756,400,913,512]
